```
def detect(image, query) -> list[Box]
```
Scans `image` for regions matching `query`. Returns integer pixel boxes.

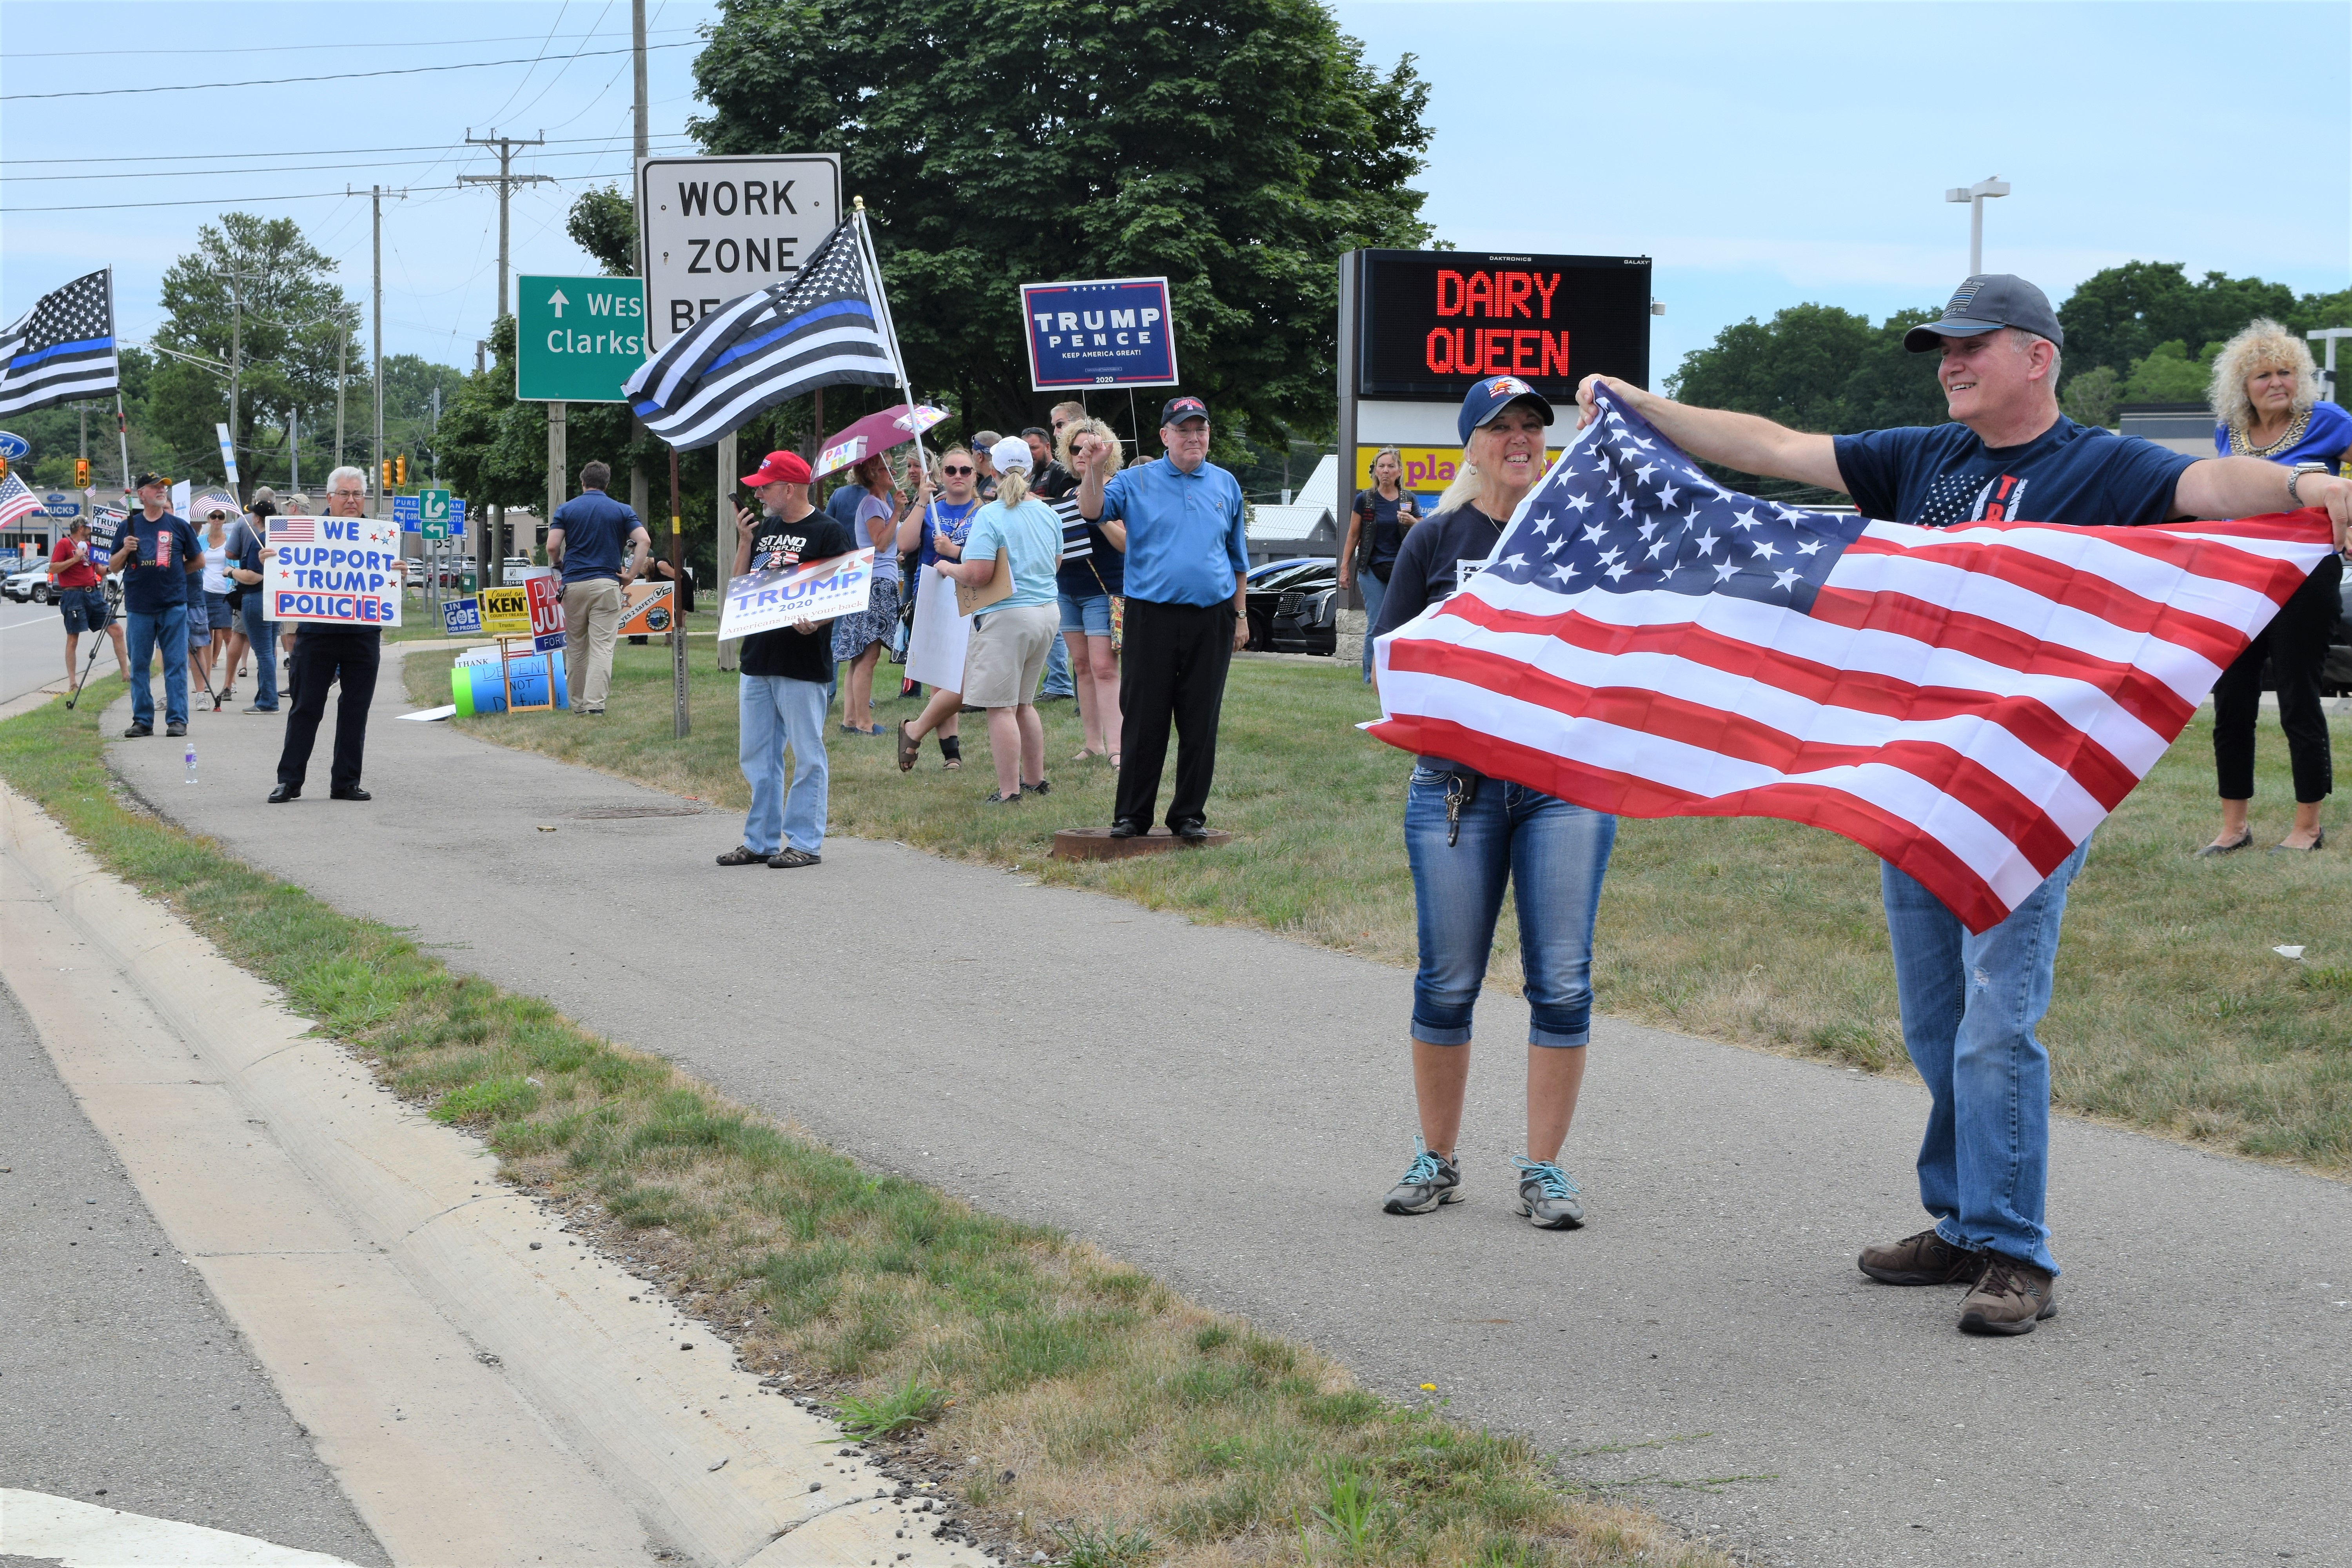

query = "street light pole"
[1944,176,2011,275]
[2308,328,2352,405]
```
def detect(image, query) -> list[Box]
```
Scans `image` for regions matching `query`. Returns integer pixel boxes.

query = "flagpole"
[851,199,936,538]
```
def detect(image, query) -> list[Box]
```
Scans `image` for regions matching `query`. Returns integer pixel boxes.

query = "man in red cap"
[715,450,856,869]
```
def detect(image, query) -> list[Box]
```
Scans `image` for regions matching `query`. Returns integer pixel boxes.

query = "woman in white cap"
[1368,376,1616,1232]
[922,436,1063,802]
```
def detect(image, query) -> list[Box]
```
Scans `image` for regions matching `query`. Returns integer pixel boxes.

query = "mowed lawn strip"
[1,682,1727,1568]
[408,644,2352,1176]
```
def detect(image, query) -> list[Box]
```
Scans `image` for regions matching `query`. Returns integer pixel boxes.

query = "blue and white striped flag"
[624,221,897,450]
[0,269,119,418]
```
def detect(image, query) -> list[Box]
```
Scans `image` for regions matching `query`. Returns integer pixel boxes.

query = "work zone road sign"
[516,275,647,403]
[635,153,840,352]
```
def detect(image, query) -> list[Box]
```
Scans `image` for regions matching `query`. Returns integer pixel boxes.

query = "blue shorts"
[206,591,238,630]
[58,587,111,634]
[1058,590,1114,638]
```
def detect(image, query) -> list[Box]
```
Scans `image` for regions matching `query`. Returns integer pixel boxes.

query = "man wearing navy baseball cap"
[1074,394,1250,839]
[1574,272,2352,1338]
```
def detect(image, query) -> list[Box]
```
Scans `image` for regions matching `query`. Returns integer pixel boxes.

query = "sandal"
[767,847,822,868]
[1071,746,1103,762]
[715,845,766,866]
[1022,778,1051,796]
[940,756,961,771]
[896,720,920,773]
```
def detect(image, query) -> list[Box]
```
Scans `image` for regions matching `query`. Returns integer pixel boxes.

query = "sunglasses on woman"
[941,464,973,475]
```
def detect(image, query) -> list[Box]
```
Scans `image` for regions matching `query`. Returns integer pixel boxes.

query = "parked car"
[4,561,54,603]
[1243,556,1339,655]
[501,555,535,586]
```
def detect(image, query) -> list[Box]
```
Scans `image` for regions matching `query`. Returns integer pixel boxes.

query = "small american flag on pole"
[0,472,43,529]
[269,516,317,543]
[1370,388,2337,931]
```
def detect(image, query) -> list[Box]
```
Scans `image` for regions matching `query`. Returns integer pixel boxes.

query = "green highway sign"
[419,489,452,537]
[516,274,647,403]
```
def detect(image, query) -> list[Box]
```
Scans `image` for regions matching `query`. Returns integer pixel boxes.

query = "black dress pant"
[1115,597,1237,829]
[2211,552,2340,803]
[276,629,381,792]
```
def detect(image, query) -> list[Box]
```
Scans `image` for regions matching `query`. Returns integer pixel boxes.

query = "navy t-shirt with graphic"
[117,512,204,616]
[1832,416,2196,529]
[736,507,855,682]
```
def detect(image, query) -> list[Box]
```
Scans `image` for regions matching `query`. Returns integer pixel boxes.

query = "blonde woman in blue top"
[933,437,1063,803]
[2200,319,2349,855]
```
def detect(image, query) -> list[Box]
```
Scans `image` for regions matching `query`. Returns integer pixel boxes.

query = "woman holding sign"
[895,446,985,771]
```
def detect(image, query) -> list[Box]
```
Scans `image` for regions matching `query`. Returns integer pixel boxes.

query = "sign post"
[634,154,842,353]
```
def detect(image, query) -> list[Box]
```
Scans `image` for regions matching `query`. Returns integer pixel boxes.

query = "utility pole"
[373,185,386,519]
[1944,176,2010,276]
[335,327,347,472]
[628,3,654,552]
[289,406,298,494]
[459,129,552,321]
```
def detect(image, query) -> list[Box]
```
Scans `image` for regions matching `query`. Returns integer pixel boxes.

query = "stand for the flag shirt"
[494,635,555,713]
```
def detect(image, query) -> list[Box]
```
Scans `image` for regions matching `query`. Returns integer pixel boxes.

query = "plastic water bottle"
[183,740,198,785]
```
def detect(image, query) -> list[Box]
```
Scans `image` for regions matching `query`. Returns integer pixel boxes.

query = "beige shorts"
[960,601,1060,708]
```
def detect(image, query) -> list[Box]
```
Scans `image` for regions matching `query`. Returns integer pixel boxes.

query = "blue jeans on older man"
[738,673,829,857]
[1404,763,1615,1049]
[1880,835,2092,1277]
[239,594,279,710]
[124,603,190,728]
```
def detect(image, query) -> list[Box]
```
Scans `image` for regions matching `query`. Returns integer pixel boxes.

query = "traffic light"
[0,454,9,482]
[381,459,393,492]
[74,457,91,488]
[396,453,408,488]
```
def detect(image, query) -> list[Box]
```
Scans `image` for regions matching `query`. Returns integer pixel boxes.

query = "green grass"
[408,640,2352,1176]
[1,681,1727,1568]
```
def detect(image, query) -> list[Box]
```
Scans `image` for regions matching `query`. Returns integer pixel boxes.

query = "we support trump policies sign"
[719,548,874,642]
[264,513,403,627]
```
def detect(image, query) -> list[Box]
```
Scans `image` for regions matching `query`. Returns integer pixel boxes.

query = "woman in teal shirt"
[935,437,1064,803]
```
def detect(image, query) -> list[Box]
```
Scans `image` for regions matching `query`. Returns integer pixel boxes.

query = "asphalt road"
[0,977,388,1566]
[93,665,2352,1568]
[0,597,76,706]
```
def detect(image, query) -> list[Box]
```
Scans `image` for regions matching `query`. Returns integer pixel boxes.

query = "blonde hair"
[1054,416,1125,478]
[1050,399,1087,425]
[994,468,1031,508]
[2208,318,2318,433]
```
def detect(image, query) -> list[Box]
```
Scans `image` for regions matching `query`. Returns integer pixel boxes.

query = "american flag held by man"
[1368,380,2338,934]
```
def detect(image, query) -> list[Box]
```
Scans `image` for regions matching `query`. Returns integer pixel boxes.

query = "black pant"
[276,630,381,792]
[2211,552,2340,803]
[1115,597,1237,829]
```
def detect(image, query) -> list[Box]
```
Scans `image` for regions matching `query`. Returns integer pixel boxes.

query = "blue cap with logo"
[1902,274,2064,353]
[1456,375,1555,445]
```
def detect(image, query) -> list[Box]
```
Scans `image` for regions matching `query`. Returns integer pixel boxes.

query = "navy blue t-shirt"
[550,488,642,584]
[1832,416,2195,530]
[824,483,870,532]
[117,511,204,616]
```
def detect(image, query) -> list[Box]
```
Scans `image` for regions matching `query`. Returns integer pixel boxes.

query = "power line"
[3,27,701,59]
[0,40,695,102]
[3,140,694,183]
[3,131,680,166]
[0,171,631,215]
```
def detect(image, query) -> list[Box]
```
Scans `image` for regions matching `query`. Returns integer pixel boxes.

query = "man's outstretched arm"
[1576,374,1847,494]
[2174,457,2352,551]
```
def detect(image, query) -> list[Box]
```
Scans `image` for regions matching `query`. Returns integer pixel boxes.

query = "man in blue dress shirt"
[1075,395,1250,840]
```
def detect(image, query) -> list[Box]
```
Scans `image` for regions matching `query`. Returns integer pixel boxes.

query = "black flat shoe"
[330,786,371,801]
[1174,818,1210,842]
[2270,828,2326,853]
[2195,829,2254,858]
[165,722,187,737]
[1107,818,1141,839]
[267,783,299,803]
[123,723,152,738]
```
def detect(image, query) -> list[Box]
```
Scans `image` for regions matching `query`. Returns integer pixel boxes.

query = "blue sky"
[4,1,2347,390]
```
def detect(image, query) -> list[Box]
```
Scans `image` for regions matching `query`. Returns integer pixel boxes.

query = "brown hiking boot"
[1958,1255,2058,1336]
[1858,1228,1987,1286]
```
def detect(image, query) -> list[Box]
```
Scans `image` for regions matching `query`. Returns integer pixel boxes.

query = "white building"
[1246,452,1341,564]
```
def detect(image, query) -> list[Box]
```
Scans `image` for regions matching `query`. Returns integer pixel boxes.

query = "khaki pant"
[562,577,625,712]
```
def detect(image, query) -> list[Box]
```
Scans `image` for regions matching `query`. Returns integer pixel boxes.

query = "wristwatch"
[2287,461,2329,505]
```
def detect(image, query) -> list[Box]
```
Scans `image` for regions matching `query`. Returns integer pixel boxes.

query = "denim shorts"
[1058,590,1114,638]
[1404,762,1615,1048]
[189,607,215,646]
[206,591,238,630]
[58,587,111,633]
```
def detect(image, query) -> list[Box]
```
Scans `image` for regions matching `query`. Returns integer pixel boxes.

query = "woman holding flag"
[1370,376,1617,1231]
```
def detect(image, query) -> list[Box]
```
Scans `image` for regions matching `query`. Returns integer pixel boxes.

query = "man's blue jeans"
[738,673,829,856]
[1881,836,2092,1276]
[1405,764,1616,1048]
[124,604,189,728]
[1358,572,1388,683]
[1042,628,1073,696]
[239,595,279,710]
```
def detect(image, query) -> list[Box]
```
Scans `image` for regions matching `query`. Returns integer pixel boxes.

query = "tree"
[568,185,639,277]
[688,0,1433,448]
[2058,365,2119,430]
[2056,262,2315,380]
[2119,339,2214,404]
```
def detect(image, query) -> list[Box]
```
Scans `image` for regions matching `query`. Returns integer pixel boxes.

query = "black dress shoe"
[267,783,300,803]
[123,723,153,738]
[1173,818,1209,841]
[330,786,372,802]
[1107,818,1141,839]
[165,722,187,737]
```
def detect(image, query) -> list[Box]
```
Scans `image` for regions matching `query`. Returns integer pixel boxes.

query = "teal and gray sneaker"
[1510,1156,1586,1229]
[1381,1137,1464,1215]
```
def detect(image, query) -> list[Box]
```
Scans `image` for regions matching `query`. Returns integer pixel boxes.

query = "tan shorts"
[960,602,1060,708]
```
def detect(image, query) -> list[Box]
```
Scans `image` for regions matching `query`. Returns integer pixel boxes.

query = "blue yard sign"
[1019,277,1179,391]
[441,595,484,636]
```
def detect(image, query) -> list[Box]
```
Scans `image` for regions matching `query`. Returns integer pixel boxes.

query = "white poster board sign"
[263,514,404,627]
[718,547,873,642]
[636,153,842,351]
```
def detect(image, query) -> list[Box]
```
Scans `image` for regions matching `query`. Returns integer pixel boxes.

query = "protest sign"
[477,584,532,636]
[718,547,873,642]
[1020,277,1178,389]
[440,595,484,636]
[263,514,403,627]
[617,580,674,636]
[86,506,123,568]
[524,573,566,652]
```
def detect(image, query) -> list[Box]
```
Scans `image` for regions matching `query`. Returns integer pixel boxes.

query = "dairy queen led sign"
[1348,249,1652,400]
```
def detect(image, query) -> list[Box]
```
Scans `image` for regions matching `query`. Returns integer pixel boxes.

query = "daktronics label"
[636,153,842,350]
[1350,250,1651,401]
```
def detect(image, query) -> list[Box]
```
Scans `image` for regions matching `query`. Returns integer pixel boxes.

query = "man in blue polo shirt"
[100,472,204,739]
[548,459,651,717]
[1577,274,2352,1338]
[1074,394,1249,840]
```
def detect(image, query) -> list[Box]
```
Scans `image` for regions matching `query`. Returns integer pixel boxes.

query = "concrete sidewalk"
[98,658,2352,1568]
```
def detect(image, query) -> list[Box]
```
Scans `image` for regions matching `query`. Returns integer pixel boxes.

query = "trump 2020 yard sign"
[1020,278,1178,391]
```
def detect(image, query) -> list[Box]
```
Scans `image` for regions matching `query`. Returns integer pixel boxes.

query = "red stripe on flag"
[1365,713,2012,932]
